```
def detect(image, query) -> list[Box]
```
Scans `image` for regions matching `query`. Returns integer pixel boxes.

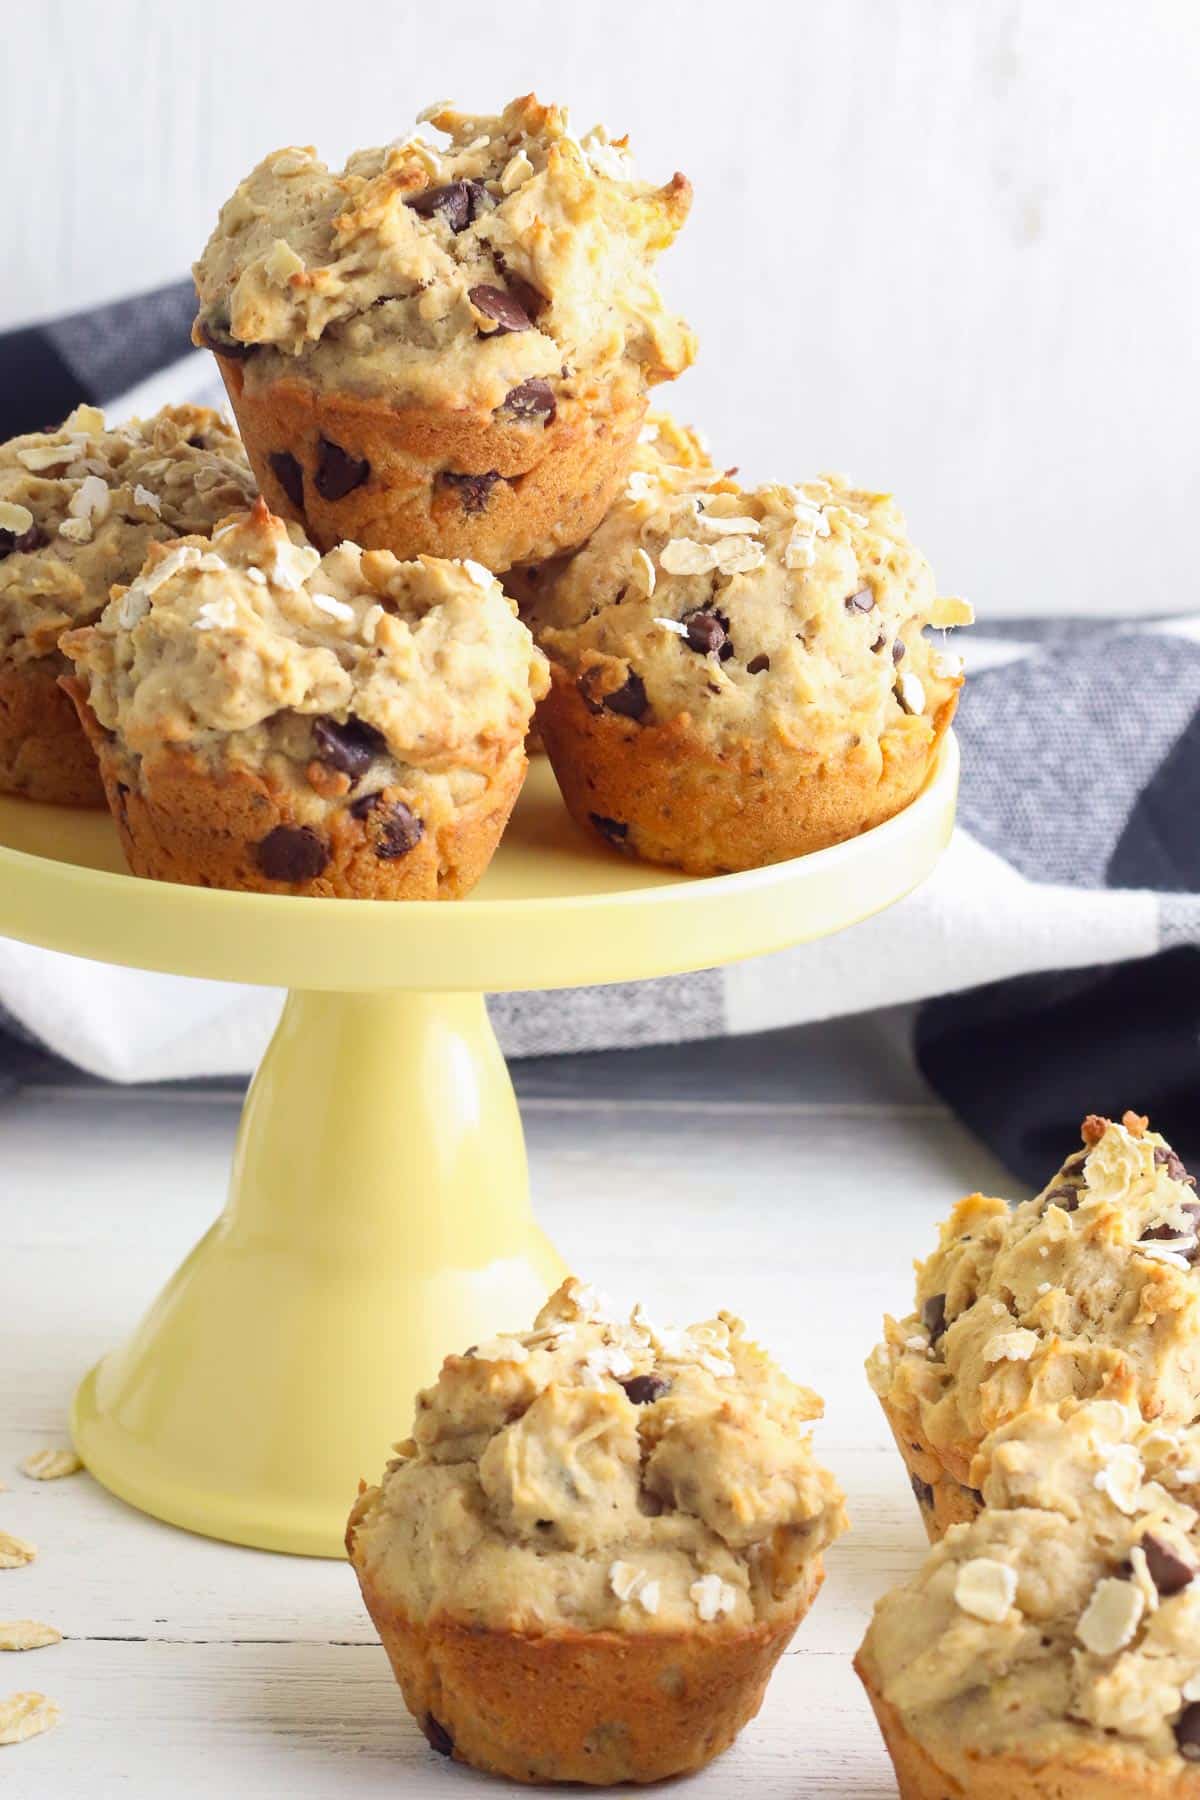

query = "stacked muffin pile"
[2,90,969,898]
[860,1112,1200,1797]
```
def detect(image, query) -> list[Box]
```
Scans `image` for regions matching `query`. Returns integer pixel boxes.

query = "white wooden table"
[0,1014,1017,1797]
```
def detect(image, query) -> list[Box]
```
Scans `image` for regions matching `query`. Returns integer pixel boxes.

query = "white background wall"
[8,0,1198,619]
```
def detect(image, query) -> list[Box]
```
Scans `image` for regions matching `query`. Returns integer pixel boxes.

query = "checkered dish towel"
[0,285,1196,1183]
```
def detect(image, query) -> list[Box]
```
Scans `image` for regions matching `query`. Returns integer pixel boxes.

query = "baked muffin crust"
[349,1276,846,1635]
[532,424,970,751]
[859,1398,1200,1788]
[869,1113,1200,1539]
[0,403,254,668]
[193,95,694,416]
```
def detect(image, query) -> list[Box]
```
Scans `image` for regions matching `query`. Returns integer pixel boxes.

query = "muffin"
[0,403,255,805]
[527,428,971,874]
[857,1398,1200,1797]
[868,1112,1199,1543]
[60,498,547,898]
[346,1276,847,1784]
[192,94,695,572]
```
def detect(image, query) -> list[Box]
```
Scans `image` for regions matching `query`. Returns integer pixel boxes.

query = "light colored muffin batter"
[193,94,695,414]
[0,404,255,665]
[529,423,971,755]
[349,1277,847,1635]
[869,1114,1200,1480]
[860,1398,1200,1777]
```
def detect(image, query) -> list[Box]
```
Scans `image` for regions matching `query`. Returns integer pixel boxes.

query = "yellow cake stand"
[0,740,957,1557]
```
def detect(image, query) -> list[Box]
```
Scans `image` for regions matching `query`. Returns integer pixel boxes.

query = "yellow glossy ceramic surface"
[2,738,958,1557]
[72,989,564,1557]
[0,740,958,991]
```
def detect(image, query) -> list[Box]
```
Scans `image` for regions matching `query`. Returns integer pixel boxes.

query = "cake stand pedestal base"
[71,989,565,1558]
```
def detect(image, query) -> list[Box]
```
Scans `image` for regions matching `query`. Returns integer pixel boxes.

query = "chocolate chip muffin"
[527,433,971,874]
[346,1276,846,1784]
[0,403,255,805]
[857,1399,1200,1798]
[192,95,694,573]
[868,1113,1200,1544]
[60,498,547,898]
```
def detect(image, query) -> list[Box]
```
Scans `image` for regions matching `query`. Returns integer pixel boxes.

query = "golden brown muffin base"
[877,1392,983,1544]
[0,654,105,807]
[214,357,646,572]
[855,1653,1200,1798]
[538,664,959,876]
[62,678,525,899]
[349,1548,822,1786]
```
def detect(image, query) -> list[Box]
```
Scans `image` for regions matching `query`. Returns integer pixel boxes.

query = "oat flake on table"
[0,1690,62,1746]
[20,1449,82,1482]
[0,1621,61,1652]
[0,1535,36,1571]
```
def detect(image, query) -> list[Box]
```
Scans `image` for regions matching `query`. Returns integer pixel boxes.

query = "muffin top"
[193,94,694,414]
[0,404,255,667]
[862,1399,1200,1772]
[62,499,547,817]
[347,1277,846,1634]
[868,1114,1200,1465]
[529,422,971,750]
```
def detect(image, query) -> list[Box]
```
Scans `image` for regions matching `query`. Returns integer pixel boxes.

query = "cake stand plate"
[0,739,957,1557]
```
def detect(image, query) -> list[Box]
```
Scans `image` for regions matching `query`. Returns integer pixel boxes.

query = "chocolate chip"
[197,316,258,361]
[590,814,629,849]
[602,671,648,719]
[468,283,533,333]
[683,610,727,657]
[1045,1185,1081,1212]
[499,378,557,424]
[910,1473,934,1510]
[439,469,500,514]
[314,438,370,502]
[374,802,424,861]
[619,1374,670,1405]
[1157,1147,1196,1187]
[267,451,304,510]
[845,587,875,613]
[922,1293,948,1344]
[892,639,907,663]
[349,791,424,858]
[746,653,771,675]
[871,634,887,654]
[1176,1702,1200,1761]
[312,715,386,782]
[505,273,547,321]
[255,825,329,883]
[405,179,487,232]
[0,523,43,558]
[422,1715,454,1758]
[1142,1532,1195,1596]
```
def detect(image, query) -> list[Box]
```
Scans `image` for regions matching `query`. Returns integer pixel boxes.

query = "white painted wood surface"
[7,0,1200,618]
[0,1031,1019,1798]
